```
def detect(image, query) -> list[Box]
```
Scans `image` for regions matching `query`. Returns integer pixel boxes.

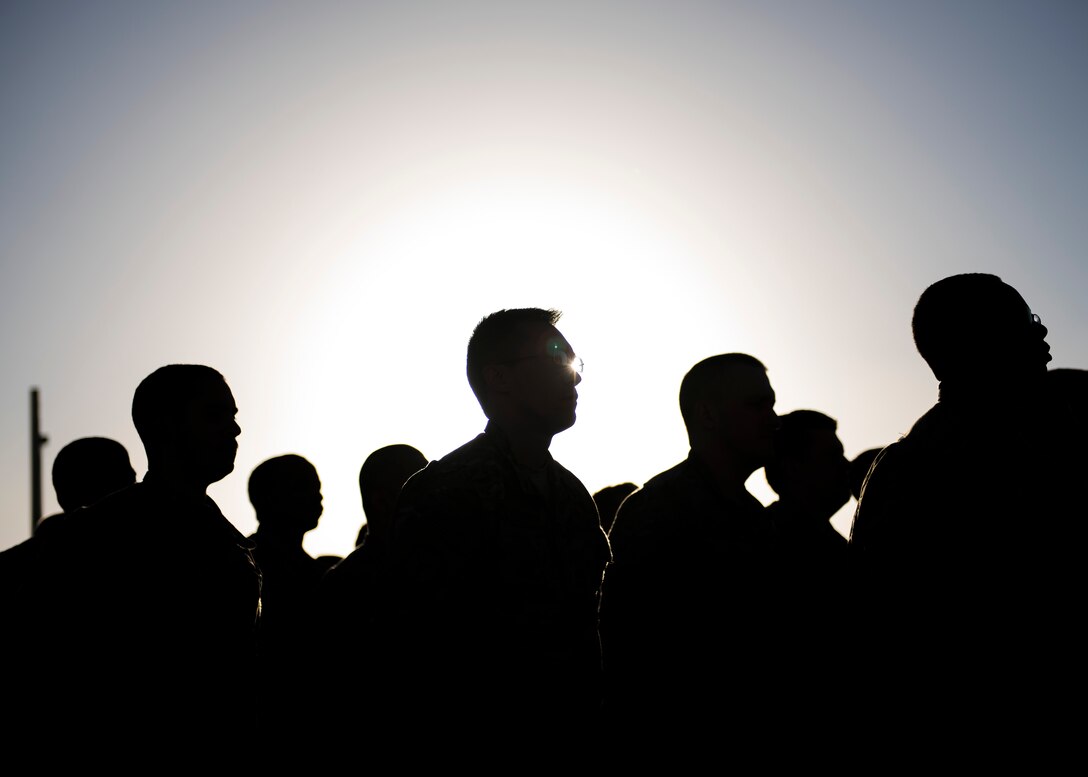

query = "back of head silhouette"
[51,436,136,513]
[764,408,850,518]
[357,443,428,546]
[249,454,324,536]
[132,364,240,488]
[911,273,1051,383]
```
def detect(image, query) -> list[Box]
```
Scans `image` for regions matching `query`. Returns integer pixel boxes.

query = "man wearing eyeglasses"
[367,307,611,763]
[847,273,1078,766]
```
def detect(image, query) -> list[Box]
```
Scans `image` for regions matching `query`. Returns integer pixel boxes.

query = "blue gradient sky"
[2,1,1086,557]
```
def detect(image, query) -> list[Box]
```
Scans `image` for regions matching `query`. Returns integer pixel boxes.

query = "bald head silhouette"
[51,437,137,513]
[911,273,1051,384]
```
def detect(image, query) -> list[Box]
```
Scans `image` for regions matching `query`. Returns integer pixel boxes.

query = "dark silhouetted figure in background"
[848,446,883,502]
[324,443,428,626]
[353,443,428,548]
[593,481,637,535]
[600,353,780,762]
[247,453,339,755]
[763,408,851,735]
[1,437,137,634]
[309,442,428,736]
[43,436,138,523]
[764,409,850,554]
[371,308,610,763]
[13,365,261,764]
[848,274,1080,767]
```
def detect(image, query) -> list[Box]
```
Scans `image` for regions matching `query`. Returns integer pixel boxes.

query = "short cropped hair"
[132,364,227,446]
[358,444,428,517]
[248,454,317,515]
[678,352,767,430]
[764,409,838,494]
[51,437,136,512]
[911,273,1029,381]
[466,308,562,410]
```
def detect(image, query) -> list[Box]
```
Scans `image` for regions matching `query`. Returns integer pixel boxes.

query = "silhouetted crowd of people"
[0,273,1083,768]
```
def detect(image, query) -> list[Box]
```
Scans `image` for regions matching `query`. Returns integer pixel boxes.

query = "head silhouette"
[679,353,779,474]
[911,273,1051,384]
[764,409,850,518]
[466,307,582,435]
[357,444,428,545]
[249,454,324,536]
[132,364,240,489]
[51,436,137,512]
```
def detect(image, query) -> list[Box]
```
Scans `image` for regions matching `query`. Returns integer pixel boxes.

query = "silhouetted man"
[317,443,427,647]
[309,443,429,743]
[3,435,136,555]
[247,453,338,755]
[763,408,851,729]
[848,273,1078,766]
[600,352,780,760]
[354,443,428,548]
[48,436,137,516]
[15,364,261,763]
[1,437,137,646]
[371,308,610,762]
[764,409,850,553]
[248,453,337,633]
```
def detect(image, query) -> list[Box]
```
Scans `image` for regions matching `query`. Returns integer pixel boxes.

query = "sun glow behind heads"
[7,2,1084,561]
[231,172,736,558]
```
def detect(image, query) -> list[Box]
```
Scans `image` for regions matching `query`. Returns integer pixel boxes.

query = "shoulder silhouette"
[600,352,783,761]
[367,308,610,763]
[847,273,1075,766]
[12,364,261,764]
[1,436,137,650]
[247,452,340,757]
[593,481,637,536]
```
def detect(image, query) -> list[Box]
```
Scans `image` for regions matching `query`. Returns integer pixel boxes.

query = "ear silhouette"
[483,363,511,396]
[694,398,719,431]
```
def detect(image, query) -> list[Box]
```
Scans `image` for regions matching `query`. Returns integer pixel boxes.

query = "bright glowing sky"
[2,1,1086,558]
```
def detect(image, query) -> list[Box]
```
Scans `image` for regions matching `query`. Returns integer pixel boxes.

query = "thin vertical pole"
[30,387,48,535]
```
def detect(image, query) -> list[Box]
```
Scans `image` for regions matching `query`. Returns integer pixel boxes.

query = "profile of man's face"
[972,288,1052,375]
[1007,295,1052,376]
[178,379,241,486]
[717,366,779,467]
[928,283,1052,380]
[790,428,851,515]
[273,463,324,532]
[503,322,582,435]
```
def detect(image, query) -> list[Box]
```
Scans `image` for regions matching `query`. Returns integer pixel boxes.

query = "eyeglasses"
[502,353,584,374]
[1031,313,1043,326]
